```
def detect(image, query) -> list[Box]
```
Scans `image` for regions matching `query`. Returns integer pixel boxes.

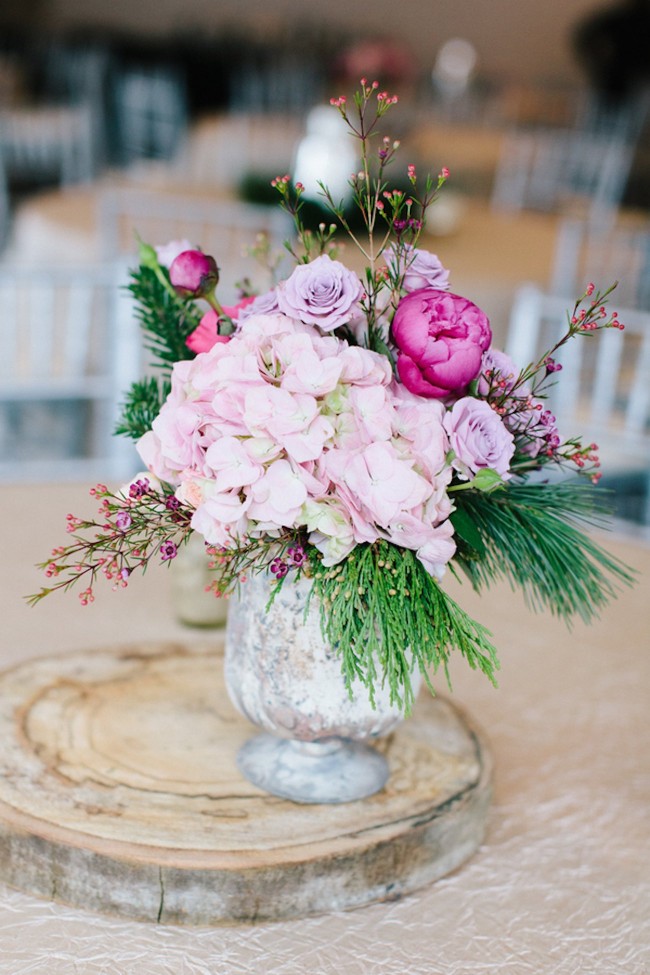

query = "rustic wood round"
[0,641,492,924]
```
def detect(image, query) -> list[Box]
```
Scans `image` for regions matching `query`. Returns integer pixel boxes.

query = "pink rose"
[477,348,521,396]
[443,397,514,478]
[392,289,491,399]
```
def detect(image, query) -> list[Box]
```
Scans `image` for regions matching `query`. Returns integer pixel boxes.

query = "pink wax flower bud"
[392,288,491,399]
[169,250,219,298]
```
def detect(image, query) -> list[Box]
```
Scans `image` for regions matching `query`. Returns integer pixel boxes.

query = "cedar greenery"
[115,376,171,442]
[116,264,201,437]
[306,541,499,714]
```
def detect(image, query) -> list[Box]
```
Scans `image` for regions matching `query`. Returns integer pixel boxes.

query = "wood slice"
[0,641,492,924]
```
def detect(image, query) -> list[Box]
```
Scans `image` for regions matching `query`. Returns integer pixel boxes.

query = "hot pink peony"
[392,288,491,399]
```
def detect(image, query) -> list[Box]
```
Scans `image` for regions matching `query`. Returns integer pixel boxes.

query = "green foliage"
[451,481,635,623]
[116,265,201,437]
[308,541,500,714]
[115,376,171,441]
[127,266,200,373]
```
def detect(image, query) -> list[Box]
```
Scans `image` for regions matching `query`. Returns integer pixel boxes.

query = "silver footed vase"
[224,571,421,804]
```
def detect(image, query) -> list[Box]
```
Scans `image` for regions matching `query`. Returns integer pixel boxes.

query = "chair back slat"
[550,217,650,310]
[506,284,650,475]
[97,189,293,303]
[28,281,56,379]
[0,262,140,482]
[492,127,636,223]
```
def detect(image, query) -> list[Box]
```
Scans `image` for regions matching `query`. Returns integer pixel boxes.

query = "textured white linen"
[1,483,648,975]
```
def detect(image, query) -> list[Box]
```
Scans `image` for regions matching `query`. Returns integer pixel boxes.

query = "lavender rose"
[477,348,520,396]
[392,288,491,398]
[237,287,280,321]
[384,243,450,292]
[276,254,363,332]
[443,397,514,478]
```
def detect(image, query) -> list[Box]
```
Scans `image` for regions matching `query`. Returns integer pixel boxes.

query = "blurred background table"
[2,172,562,341]
[1,480,648,974]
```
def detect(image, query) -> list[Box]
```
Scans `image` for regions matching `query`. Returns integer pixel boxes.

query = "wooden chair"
[491,127,636,224]
[0,261,141,483]
[97,188,293,303]
[549,216,650,311]
[506,284,650,522]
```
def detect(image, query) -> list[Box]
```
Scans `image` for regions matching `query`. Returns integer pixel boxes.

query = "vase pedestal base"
[237,734,391,803]
[0,640,492,925]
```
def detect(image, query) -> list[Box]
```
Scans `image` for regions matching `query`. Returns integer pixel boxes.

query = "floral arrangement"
[30,81,632,712]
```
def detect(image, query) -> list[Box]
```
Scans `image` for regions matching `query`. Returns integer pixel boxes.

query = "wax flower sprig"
[273,79,449,355]
[475,282,622,481]
[28,480,197,606]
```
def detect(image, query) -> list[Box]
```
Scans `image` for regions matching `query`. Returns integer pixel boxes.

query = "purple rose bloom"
[477,348,521,396]
[392,288,491,399]
[384,243,450,292]
[443,397,514,478]
[237,287,280,321]
[276,254,363,332]
[169,250,219,298]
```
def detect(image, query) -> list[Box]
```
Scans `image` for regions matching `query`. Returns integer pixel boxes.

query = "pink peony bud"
[169,250,219,298]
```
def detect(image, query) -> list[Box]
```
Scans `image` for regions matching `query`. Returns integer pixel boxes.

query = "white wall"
[39,0,603,85]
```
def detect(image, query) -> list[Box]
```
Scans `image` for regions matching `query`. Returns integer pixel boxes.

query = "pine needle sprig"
[127,266,200,371]
[115,376,171,441]
[309,541,500,713]
[452,481,635,623]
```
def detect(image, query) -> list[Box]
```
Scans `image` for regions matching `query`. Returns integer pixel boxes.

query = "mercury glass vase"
[224,571,421,804]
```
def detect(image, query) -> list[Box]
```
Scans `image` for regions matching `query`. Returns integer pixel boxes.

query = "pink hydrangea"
[138,312,456,577]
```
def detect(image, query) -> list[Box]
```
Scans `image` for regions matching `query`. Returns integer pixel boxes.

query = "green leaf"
[450,507,486,555]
